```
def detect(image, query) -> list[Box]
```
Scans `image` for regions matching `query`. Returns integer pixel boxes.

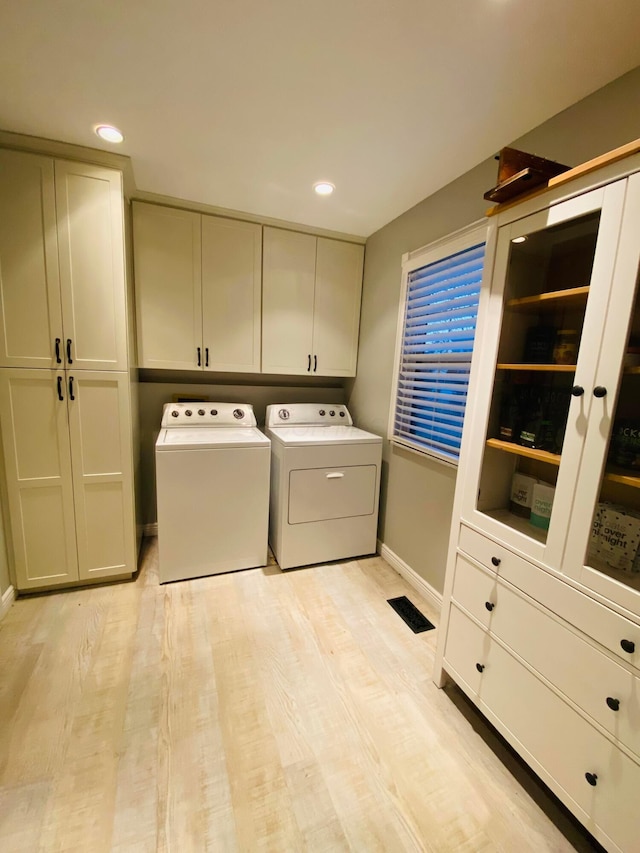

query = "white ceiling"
[1,1,640,237]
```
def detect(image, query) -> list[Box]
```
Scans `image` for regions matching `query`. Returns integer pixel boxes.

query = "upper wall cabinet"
[262,227,364,377]
[133,202,262,373]
[0,150,128,370]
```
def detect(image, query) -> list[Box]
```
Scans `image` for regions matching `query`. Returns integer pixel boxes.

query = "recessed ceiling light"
[314,181,335,196]
[512,235,527,244]
[95,125,124,144]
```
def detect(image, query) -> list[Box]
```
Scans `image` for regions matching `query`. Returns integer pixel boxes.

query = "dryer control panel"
[265,403,352,427]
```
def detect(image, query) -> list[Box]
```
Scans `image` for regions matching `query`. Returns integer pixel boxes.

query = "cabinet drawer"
[459,524,640,670]
[453,555,640,759]
[446,605,640,853]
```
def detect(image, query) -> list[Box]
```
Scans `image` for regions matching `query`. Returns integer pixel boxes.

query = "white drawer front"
[446,605,640,853]
[453,555,640,759]
[459,524,640,670]
[288,465,377,524]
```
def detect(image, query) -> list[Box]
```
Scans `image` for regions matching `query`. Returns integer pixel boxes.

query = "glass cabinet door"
[564,172,640,615]
[469,182,627,564]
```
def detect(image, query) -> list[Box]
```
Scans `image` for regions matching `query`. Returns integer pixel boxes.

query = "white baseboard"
[0,584,15,622]
[143,523,158,537]
[378,542,442,614]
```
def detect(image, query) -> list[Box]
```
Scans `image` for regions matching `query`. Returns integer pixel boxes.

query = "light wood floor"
[0,540,601,852]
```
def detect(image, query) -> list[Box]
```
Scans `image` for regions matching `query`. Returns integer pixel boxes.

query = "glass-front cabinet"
[462,176,640,601]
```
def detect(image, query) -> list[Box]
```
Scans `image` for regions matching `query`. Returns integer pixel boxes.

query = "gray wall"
[348,65,640,594]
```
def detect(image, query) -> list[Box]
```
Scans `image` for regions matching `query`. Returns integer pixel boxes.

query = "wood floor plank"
[0,539,602,852]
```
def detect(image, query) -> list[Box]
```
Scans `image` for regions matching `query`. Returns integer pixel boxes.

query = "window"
[389,222,487,466]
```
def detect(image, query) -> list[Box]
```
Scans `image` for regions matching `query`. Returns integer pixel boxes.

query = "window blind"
[392,241,485,464]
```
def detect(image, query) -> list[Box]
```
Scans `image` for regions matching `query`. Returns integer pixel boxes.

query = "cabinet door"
[0,150,63,368]
[0,369,78,588]
[564,172,640,616]
[67,371,135,581]
[312,238,363,376]
[201,215,261,372]
[55,161,128,370]
[133,202,202,370]
[262,227,316,374]
[461,182,627,569]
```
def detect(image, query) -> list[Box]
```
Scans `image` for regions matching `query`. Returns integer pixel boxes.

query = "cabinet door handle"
[197,347,201,367]
[620,638,635,654]
[66,339,73,364]
[57,375,64,401]
[55,338,62,364]
[205,347,209,367]
[570,385,584,397]
[69,376,75,401]
[307,354,311,372]
[475,663,485,673]
[484,601,495,612]
[326,472,344,479]
[585,772,598,787]
[593,386,607,398]
[491,556,501,567]
[606,697,620,711]
[314,354,317,372]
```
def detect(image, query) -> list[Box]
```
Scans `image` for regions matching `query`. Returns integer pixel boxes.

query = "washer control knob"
[329,410,336,417]
[198,409,205,416]
[319,409,326,416]
[185,410,192,417]
[171,410,179,418]
[210,409,218,416]
[233,408,245,420]
[278,408,290,420]
[339,411,345,417]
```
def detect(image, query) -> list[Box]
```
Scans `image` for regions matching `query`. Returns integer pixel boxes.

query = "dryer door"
[288,464,377,524]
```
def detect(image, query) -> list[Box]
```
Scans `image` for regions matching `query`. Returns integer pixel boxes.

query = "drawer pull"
[570,385,584,397]
[326,472,344,479]
[491,556,501,567]
[475,663,485,673]
[484,601,495,612]
[606,697,620,712]
[585,772,598,787]
[593,386,607,398]
[620,639,635,654]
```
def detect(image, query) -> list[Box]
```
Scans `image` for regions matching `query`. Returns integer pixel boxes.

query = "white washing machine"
[265,403,382,569]
[155,402,270,583]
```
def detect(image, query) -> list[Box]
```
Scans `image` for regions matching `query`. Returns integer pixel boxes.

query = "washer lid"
[156,426,270,450]
[266,425,382,447]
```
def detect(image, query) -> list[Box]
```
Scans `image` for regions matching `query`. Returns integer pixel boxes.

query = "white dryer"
[265,403,382,569]
[155,402,270,583]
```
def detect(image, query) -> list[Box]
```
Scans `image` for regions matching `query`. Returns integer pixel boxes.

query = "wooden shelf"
[506,286,589,312]
[482,507,548,544]
[486,438,561,466]
[496,363,576,372]
[604,468,640,489]
[624,365,640,375]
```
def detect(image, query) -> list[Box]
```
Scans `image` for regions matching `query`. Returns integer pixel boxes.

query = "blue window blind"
[393,241,485,464]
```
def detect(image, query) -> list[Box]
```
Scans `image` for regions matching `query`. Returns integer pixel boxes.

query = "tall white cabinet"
[262,226,364,376]
[133,201,262,373]
[0,148,137,591]
[434,150,640,853]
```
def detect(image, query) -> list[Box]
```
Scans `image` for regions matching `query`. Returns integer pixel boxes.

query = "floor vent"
[387,596,435,633]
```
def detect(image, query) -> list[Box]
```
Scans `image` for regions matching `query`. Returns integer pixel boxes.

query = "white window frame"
[388,219,489,467]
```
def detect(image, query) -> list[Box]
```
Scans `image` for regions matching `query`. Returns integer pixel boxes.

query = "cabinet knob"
[484,601,495,612]
[491,556,501,567]
[620,638,635,654]
[585,772,598,787]
[606,697,620,712]
[593,386,607,398]
[475,663,485,673]
[570,385,584,397]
